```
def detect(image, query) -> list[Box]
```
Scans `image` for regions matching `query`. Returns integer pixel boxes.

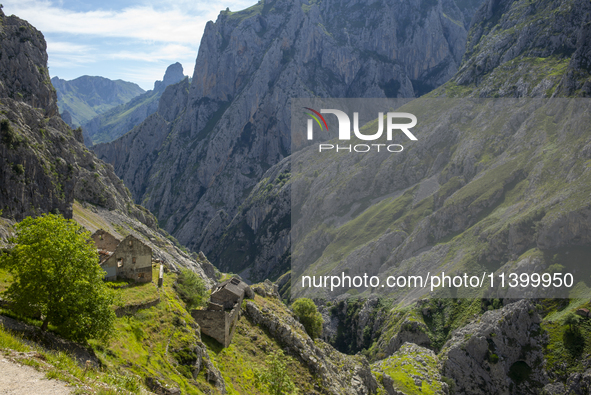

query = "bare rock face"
[0,9,58,116]
[441,300,547,395]
[386,320,431,356]
[0,8,131,220]
[93,0,478,260]
[154,62,185,91]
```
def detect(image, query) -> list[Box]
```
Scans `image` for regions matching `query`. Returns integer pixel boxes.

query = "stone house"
[192,277,253,347]
[91,230,152,283]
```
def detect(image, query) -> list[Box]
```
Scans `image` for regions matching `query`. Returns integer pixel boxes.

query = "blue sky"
[3,0,255,90]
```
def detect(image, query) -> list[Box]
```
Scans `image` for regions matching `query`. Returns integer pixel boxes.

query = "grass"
[0,324,144,394]
[114,277,159,307]
[202,312,314,394]
[72,201,122,237]
[89,270,209,394]
[541,296,591,375]
[372,344,444,395]
[0,266,208,393]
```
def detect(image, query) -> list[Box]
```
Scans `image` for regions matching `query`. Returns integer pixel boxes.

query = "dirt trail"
[0,353,72,395]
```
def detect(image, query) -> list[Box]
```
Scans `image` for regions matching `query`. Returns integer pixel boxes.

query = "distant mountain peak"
[51,76,145,127]
[154,62,185,91]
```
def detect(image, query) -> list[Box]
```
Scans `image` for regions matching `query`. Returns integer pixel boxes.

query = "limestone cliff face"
[84,63,187,146]
[94,0,479,257]
[0,10,57,117]
[153,62,185,91]
[0,11,148,223]
[441,300,547,394]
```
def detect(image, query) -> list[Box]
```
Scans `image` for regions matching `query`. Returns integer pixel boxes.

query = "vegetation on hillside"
[175,269,207,310]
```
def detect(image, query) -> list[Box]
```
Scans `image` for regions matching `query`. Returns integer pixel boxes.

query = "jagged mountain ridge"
[83,62,187,146]
[93,0,483,258]
[51,75,145,127]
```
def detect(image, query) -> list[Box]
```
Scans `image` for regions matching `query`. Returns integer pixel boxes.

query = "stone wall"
[91,230,120,252]
[191,303,242,347]
[192,310,227,346]
[115,297,160,318]
[103,235,152,283]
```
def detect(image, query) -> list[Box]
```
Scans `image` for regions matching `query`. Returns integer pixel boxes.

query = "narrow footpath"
[0,353,72,395]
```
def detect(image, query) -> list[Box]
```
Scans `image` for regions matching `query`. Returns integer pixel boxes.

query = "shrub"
[291,298,323,338]
[254,349,296,395]
[175,269,207,310]
[564,312,580,332]
[1,119,23,149]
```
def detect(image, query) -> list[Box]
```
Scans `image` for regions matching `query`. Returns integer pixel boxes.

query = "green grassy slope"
[84,89,161,145]
[0,264,336,394]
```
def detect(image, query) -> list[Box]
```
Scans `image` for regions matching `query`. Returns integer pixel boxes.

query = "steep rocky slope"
[83,63,186,146]
[52,75,144,127]
[0,9,212,281]
[443,0,591,97]
[0,8,135,221]
[93,0,483,256]
[211,0,591,284]
[0,12,57,117]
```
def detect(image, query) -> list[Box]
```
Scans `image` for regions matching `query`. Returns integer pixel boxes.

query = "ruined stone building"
[192,277,253,347]
[91,230,152,283]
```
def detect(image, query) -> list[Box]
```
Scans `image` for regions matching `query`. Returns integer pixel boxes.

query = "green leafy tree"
[0,214,115,342]
[254,349,296,395]
[175,269,207,310]
[291,298,323,339]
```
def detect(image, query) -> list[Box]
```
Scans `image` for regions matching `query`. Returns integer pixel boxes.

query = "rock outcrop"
[0,9,138,220]
[244,295,379,394]
[153,63,185,91]
[441,300,547,394]
[0,10,58,117]
[373,343,449,395]
[449,0,591,98]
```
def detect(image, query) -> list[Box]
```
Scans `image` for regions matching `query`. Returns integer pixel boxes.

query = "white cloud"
[3,0,256,43]
[4,1,203,43]
[110,44,195,63]
[47,41,93,54]
[46,40,96,67]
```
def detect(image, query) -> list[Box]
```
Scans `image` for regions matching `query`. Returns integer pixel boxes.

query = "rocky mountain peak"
[154,62,185,91]
[0,8,58,116]
[95,0,481,258]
